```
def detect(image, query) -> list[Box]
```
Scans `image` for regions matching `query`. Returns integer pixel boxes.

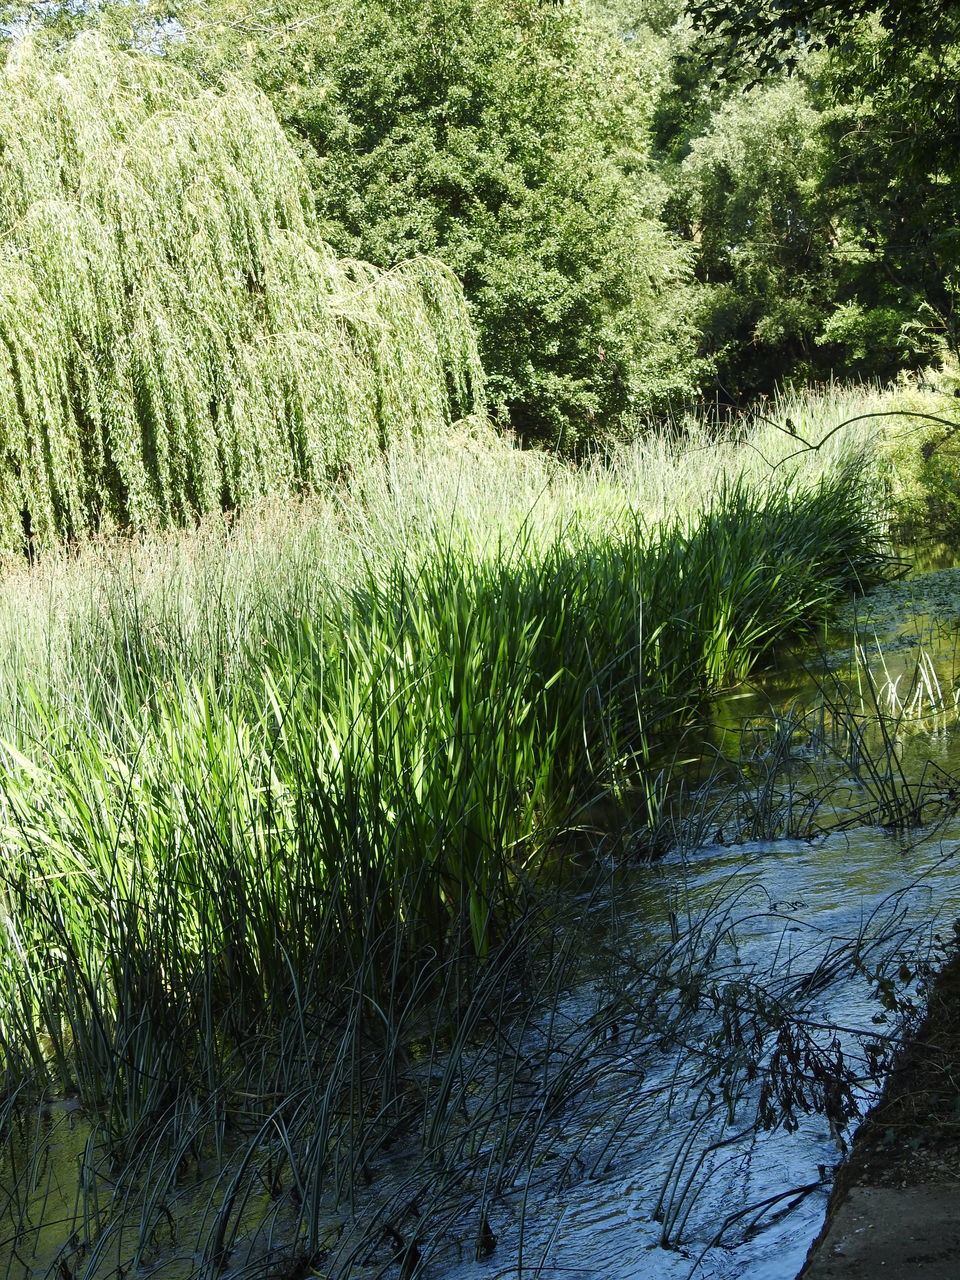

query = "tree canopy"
[0,0,954,453]
[688,0,960,71]
[157,0,703,447]
[0,35,482,551]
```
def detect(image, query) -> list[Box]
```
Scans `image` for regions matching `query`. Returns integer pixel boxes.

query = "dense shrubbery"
[3,0,958,443]
[655,38,949,401]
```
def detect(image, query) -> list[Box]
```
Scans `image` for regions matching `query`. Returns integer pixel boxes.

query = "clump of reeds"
[0,394,900,1275]
[0,447,890,1045]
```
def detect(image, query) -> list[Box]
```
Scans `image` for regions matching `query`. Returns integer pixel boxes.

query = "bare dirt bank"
[799,948,960,1277]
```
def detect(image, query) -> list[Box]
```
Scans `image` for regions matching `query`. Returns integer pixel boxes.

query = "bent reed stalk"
[0,36,482,554]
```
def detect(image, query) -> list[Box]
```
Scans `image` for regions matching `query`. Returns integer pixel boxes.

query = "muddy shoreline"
[799,946,960,1277]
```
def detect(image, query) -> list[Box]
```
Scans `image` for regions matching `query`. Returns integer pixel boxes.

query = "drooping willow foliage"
[0,36,484,552]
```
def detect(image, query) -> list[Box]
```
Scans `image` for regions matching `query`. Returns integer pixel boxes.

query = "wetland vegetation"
[0,7,959,1279]
[0,394,953,1279]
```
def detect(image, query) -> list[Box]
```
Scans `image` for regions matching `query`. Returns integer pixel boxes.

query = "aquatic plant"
[0,450,890,1068]
[0,393,905,1276]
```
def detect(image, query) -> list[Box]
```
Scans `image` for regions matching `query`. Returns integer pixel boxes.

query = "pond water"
[429,827,960,1280]
[5,556,960,1280]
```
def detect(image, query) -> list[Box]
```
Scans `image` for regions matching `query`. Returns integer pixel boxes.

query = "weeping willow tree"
[0,35,484,552]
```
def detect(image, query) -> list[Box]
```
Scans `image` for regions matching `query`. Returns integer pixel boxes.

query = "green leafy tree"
[687,0,960,72]
[0,35,482,551]
[667,76,834,393]
[660,66,932,396]
[816,17,960,358]
[686,0,960,369]
[154,0,703,447]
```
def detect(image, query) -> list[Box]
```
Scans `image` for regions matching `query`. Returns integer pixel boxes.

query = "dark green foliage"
[661,75,838,396]
[687,0,960,73]
[655,22,954,398]
[165,0,702,447]
[679,0,960,385]
[817,20,960,359]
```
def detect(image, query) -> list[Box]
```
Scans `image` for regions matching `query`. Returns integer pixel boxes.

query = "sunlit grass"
[0,387,905,1277]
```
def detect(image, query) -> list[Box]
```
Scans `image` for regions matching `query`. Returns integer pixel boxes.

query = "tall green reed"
[0,394,899,1275]
[0,461,891,1094]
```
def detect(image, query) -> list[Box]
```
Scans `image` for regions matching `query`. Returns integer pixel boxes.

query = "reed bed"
[0,402,899,1276]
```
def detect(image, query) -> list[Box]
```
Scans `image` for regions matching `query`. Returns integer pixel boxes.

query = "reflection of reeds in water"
[672,631,960,850]
[861,639,960,725]
[816,638,960,832]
